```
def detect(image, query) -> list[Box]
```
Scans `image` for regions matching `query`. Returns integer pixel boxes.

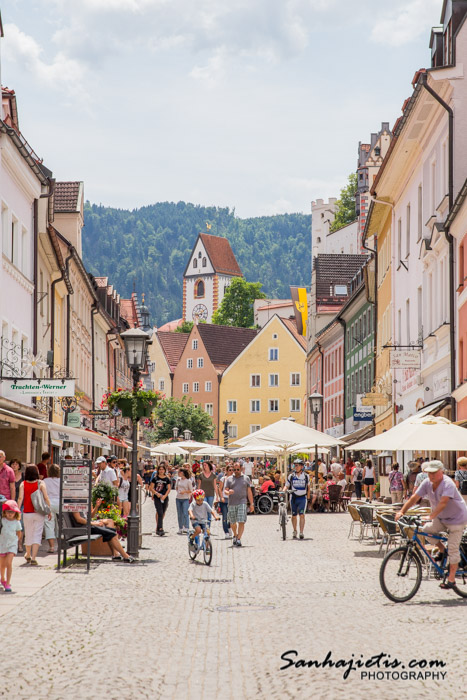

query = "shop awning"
[341,425,375,446]
[0,407,49,431]
[48,422,114,449]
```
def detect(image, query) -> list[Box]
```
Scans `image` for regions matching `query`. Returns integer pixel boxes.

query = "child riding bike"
[188,489,220,541]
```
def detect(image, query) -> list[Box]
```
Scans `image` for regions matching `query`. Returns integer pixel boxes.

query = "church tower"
[183,233,243,322]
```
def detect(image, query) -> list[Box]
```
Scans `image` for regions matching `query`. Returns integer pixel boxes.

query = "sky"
[0,0,442,218]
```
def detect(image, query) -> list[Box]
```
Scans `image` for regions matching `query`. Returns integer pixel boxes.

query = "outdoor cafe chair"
[357,505,379,544]
[347,504,362,539]
[327,484,342,512]
[376,513,401,554]
[340,483,354,511]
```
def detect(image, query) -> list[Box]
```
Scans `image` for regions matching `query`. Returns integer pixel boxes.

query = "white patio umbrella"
[350,416,467,452]
[286,444,330,455]
[150,443,188,456]
[229,444,283,457]
[233,418,343,448]
[170,440,215,463]
[192,445,231,457]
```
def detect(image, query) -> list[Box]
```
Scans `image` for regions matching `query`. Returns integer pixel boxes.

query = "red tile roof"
[120,298,139,328]
[157,331,190,371]
[197,324,257,370]
[280,317,307,350]
[158,319,183,332]
[54,181,82,212]
[199,234,242,276]
[256,301,293,311]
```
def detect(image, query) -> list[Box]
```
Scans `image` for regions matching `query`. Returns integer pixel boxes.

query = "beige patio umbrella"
[229,444,283,457]
[192,445,231,458]
[350,416,467,451]
[233,418,343,448]
[169,440,215,463]
[150,443,188,457]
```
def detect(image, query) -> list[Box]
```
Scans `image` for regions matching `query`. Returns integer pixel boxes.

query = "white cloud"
[2,23,88,101]
[370,0,441,47]
[190,51,226,88]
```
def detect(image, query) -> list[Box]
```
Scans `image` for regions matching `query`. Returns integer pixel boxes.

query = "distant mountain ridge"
[82,201,311,326]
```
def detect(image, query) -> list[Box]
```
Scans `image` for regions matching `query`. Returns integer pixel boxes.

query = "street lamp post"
[308,392,323,484]
[121,327,151,558]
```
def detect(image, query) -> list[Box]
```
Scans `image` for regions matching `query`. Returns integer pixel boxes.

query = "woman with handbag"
[17,465,51,565]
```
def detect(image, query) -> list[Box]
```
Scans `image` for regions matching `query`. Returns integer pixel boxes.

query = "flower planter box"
[81,539,113,557]
[115,398,153,419]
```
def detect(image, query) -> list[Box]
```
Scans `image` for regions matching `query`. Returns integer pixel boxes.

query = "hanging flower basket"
[101,387,163,421]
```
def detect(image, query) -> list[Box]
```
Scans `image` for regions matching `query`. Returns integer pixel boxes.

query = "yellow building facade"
[219,315,306,442]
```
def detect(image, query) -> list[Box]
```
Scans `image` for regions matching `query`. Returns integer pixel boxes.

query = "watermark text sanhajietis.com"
[279,650,447,681]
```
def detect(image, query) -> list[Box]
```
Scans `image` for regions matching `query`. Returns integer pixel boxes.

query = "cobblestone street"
[2,499,465,700]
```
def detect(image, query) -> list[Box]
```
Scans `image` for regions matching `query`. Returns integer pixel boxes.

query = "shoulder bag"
[31,482,51,516]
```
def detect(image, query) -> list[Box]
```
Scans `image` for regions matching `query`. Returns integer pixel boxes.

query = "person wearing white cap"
[396,460,467,590]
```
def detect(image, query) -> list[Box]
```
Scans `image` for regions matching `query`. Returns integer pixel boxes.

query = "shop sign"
[361,392,389,406]
[353,408,373,421]
[66,410,81,428]
[390,350,421,369]
[1,378,75,397]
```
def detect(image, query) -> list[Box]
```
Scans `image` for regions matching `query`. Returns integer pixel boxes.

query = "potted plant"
[101,384,163,421]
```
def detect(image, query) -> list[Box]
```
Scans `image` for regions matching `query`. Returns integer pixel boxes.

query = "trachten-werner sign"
[1,378,75,397]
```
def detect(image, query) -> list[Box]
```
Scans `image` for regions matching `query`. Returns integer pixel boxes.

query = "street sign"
[361,392,389,406]
[1,378,75,397]
[390,350,421,369]
[58,458,93,573]
[66,410,81,428]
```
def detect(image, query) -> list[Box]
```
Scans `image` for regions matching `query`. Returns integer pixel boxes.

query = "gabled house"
[173,323,257,442]
[149,330,190,397]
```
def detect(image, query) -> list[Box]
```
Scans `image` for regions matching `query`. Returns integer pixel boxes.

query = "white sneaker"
[228,528,234,537]
[177,529,183,535]
[182,527,188,534]
[225,533,231,539]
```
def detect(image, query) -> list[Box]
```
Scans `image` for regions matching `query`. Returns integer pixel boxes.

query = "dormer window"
[198,251,202,258]
[334,284,348,296]
[193,258,198,268]
[202,257,207,267]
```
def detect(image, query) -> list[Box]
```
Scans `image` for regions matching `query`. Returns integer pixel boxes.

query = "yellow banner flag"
[290,287,308,336]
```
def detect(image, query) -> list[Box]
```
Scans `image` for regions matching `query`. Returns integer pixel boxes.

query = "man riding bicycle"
[284,459,311,540]
[395,460,467,590]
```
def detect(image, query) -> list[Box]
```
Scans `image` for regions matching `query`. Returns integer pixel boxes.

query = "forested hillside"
[82,201,310,326]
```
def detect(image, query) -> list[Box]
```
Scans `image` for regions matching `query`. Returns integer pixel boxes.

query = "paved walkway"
[1,500,464,699]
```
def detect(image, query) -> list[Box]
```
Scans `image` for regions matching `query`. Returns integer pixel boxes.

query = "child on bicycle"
[188,489,219,541]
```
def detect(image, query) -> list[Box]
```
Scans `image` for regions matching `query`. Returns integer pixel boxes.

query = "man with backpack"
[351,461,364,499]
[284,459,311,540]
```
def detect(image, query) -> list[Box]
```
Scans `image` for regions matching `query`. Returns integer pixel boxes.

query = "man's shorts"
[423,518,466,564]
[228,503,247,523]
[290,494,307,516]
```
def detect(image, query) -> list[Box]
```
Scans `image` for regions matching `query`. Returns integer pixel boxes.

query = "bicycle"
[379,516,467,602]
[278,492,288,540]
[187,526,213,566]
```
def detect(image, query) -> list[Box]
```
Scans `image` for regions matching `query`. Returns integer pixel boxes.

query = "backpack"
[354,468,363,482]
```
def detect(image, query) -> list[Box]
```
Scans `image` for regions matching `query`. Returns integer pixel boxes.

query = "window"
[11,217,18,266]
[290,399,300,412]
[227,400,237,413]
[192,339,198,350]
[228,425,238,439]
[269,348,279,361]
[250,425,261,433]
[269,399,279,412]
[269,373,279,387]
[193,258,197,268]
[397,218,402,265]
[406,299,410,345]
[198,251,202,258]
[202,257,207,267]
[39,270,44,317]
[159,379,165,391]
[205,381,212,392]
[334,284,347,296]
[182,383,189,393]
[1,204,8,257]
[205,403,213,416]
[406,204,410,258]
[194,280,205,298]
[250,374,261,387]
[290,372,300,386]
[197,357,204,368]
[187,358,193,369]
[22,227,28,276]
[250,400,260,413]
[193,382,199,393]
[417,185,423,242]
[272,333,278,339]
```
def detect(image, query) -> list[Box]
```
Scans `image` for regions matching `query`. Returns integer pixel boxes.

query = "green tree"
[212,277,266,327]
[329,173,358,232]
[149,396,214,443]
[175,321,194,333]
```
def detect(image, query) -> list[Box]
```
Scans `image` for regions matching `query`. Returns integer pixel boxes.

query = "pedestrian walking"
[175,466,193,533]
[219,464,234,538]
[150,464,171,536]
[225,462,254,547]
[43,463,61,553]
[455,456,467,503]
[362,459,375,501]
[387,463,405,503]
[118,467,131,517]
[284,459,311,539]
[0,499,22,592]
[17,465,52,565]
[351,461,363,499]
[0,451,15,501]
[197,462,217,524]
[9,458,24,552]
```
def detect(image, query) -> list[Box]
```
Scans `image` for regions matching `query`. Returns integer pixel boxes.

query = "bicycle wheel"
[453,555,467,598]
[379,546,422,602]
[188,537,198,560]
[280,511,287,540]
[204,539,213,566]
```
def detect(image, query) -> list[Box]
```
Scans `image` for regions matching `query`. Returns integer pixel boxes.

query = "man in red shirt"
[37,452,51,480]
[0,450,15,500]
